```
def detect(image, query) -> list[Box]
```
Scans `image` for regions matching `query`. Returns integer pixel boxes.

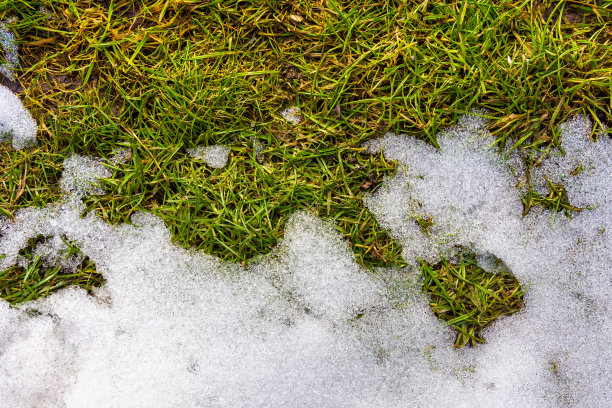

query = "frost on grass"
[188,144,230,169]
[109,147,132,165]
[0,22,18,81]
[280,105,301,124]
[0,115,610,407]
[60,154,111,197]
[0,85,37,150]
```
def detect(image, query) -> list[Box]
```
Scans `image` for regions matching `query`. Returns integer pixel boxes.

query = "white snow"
[0,85,37,150]
[0,114,610,407]
[280,105,302,124]
[28,234,85,273]
[0,22,18,81]
[60,154,112,197]
[365,113,612,407]
[188,144,230,168]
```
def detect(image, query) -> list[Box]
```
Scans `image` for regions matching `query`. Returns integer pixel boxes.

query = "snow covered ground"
[0,85,36,150]
[188,144,231,169]
[0,86,610,407]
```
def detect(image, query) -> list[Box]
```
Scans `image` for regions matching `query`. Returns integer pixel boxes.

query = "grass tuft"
[421,252,524,348]
[0,235,104,305]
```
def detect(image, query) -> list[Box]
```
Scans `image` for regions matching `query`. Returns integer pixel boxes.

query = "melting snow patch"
[365,113,611,407]
[530,115,610,209]
[0,22,18,81]
[0,85,37,150]
[188,144,230,168]
[0,115,610,407]
[60,154,111,197]
[0,202,458,407]
[280,105,301,124]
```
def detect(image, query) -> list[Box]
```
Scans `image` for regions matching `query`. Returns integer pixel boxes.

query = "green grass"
[421,252,524,348]
[521,175,584,217]
[0,235,104,305]
[0,0,610,346]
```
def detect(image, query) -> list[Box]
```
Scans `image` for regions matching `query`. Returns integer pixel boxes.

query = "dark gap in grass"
[421,251,524,348]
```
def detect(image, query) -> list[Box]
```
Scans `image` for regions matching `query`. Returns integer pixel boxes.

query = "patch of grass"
[415,215,434,235]
[0,1,610,302]
[521,176,584,217]
[85,144,404,265]
[0,235,104,305]
[421,252,524,348]
[0,146,62,217]
[519,148,586,217]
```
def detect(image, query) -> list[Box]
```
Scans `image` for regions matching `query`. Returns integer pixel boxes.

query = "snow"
[530,115,610,209]
[0,114,610,407]
[29,234,85,273]
[0,85,37,150]
[0,22,18,81]
[0,201,455,407]
[365,113,611,407]
[280,106,302,124]
[188,144,230,168]
[60,154,112,197]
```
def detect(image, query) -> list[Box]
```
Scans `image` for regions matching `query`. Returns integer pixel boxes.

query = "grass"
[0,235,104,305]
[421,252,524,348]
[0,0,610,346]
[521,175,584,217]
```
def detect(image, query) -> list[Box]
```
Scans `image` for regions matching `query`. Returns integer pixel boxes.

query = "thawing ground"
[0,106,610,406]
